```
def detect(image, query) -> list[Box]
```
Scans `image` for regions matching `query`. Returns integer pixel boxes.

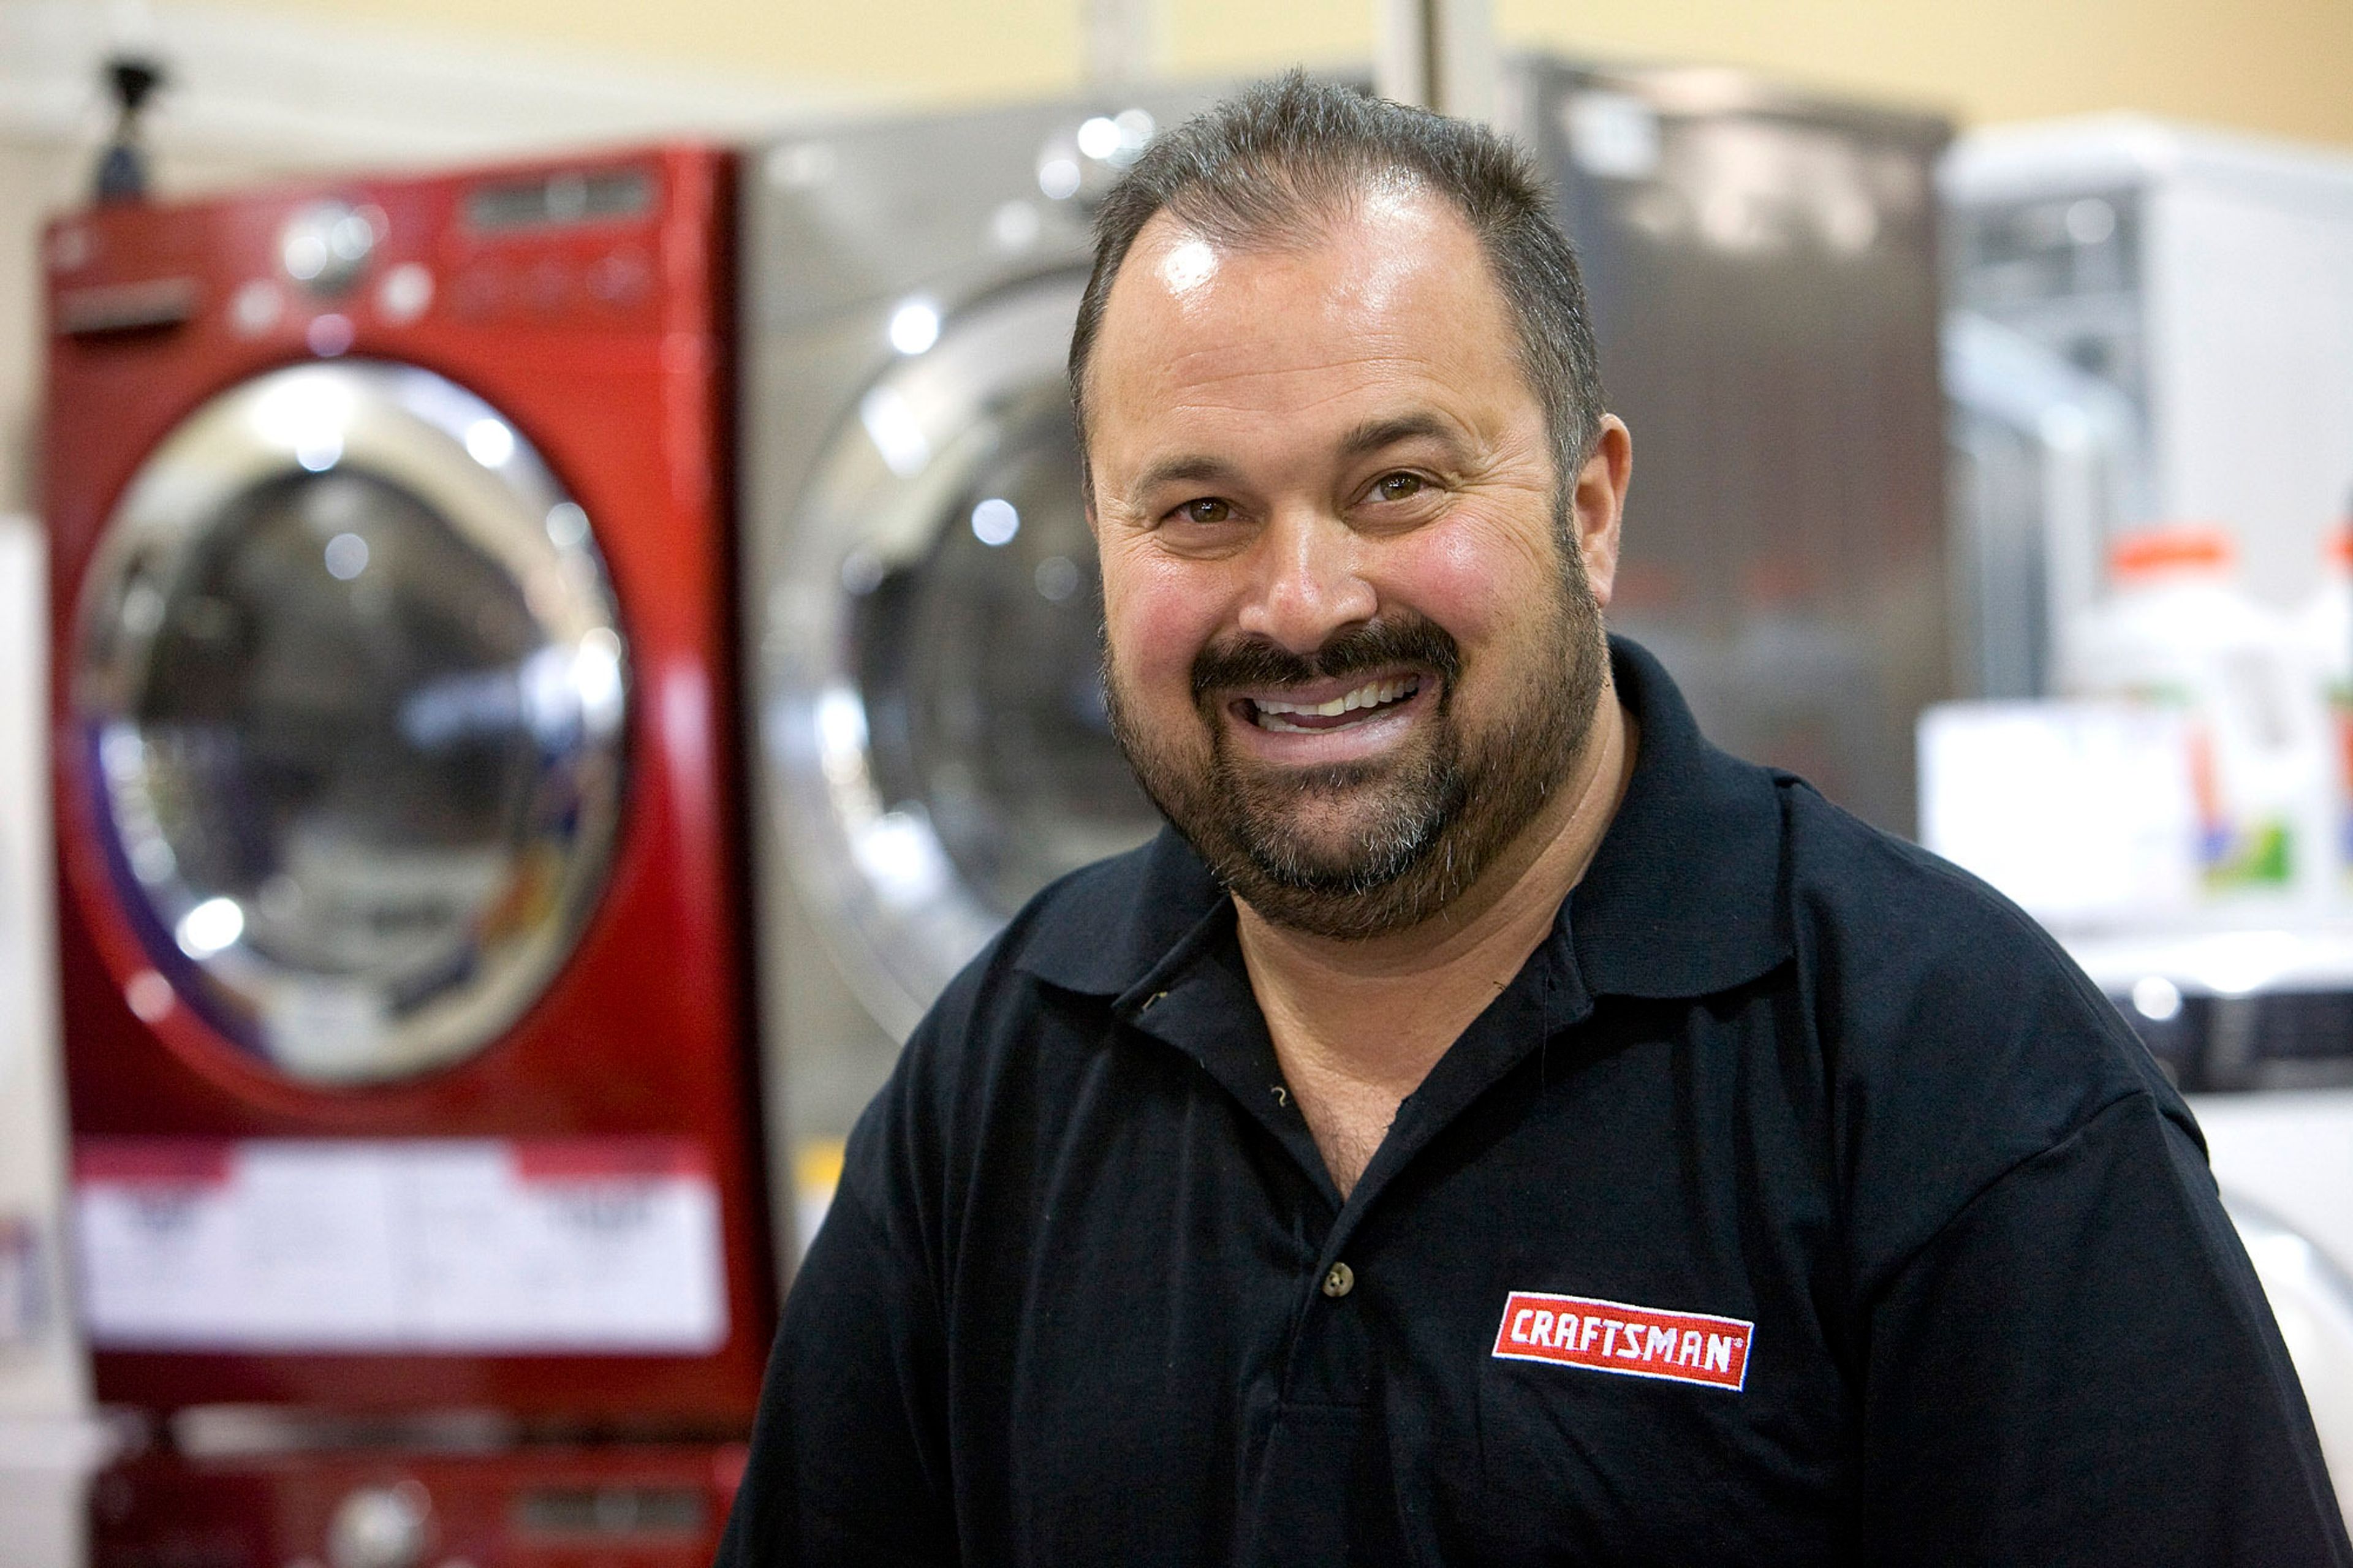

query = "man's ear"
[1570,415,1631,608]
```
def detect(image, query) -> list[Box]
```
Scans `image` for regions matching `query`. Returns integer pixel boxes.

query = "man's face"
[1084,189,1621,939]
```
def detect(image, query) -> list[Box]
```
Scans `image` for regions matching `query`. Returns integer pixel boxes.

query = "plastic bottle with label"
[2058,524,2333,911]
[2287,519,2353,900]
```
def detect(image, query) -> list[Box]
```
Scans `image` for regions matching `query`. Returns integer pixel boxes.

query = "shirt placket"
[1117,907,1598,1560]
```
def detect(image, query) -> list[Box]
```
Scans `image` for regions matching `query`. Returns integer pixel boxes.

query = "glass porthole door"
[72,361,629,1085]
[765,274,1161,1040]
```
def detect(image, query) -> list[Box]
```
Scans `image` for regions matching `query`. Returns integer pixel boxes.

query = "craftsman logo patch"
[1492,1291,1753,1392]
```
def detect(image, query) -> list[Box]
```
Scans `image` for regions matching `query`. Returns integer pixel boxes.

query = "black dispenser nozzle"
[94,56,166,205]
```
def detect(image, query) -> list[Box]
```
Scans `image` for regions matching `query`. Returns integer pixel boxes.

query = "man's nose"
[1234,506,1377,654]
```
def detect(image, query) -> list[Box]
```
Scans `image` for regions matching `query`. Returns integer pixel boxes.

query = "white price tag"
[73,1137,728,1353]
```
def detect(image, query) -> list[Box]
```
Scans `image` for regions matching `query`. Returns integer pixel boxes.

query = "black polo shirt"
[721,638,2350,1566]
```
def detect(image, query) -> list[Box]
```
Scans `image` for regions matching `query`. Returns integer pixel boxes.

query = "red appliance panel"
[91,1442,748,1568]
[42,146,772,1424]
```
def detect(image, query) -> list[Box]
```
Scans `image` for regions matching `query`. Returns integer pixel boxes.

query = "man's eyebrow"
[1339,412,1468,460]
[1124,415,1469,502]
[1129,453,1243,496]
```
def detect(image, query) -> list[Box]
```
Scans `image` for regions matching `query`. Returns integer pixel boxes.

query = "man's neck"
[1233,685,1637,1194]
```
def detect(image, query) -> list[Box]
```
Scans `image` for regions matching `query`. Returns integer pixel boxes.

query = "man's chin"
[1232,814,1414,884]
[1220,846,1456,941]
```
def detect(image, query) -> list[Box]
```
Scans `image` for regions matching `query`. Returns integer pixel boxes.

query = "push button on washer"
[1321,1262,1355,1298]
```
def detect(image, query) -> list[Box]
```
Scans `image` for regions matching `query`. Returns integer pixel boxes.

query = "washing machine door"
[767,271,1161,1040]
[71,360,627,1085]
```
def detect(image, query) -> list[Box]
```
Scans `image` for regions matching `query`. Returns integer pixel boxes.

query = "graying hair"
[1069,72,1607,499]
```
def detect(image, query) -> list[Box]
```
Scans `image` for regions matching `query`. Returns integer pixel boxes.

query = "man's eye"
[1373,473,1424,501]
[1177,498,1232,525]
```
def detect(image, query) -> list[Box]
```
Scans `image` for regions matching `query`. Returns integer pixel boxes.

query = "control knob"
[279,200,379,295]
[326,1480,431,1568]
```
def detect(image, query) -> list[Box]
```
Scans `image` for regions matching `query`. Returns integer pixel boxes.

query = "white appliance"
[1942,115,2353,697]
[0,515,112,1568]
[1938,116,2353,1078]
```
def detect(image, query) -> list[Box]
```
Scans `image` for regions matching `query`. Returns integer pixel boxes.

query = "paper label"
[73,1137,728,1353]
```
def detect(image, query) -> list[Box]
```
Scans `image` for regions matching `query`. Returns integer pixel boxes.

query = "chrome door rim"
[763,272,1107,1042]
[72,360,629,1084]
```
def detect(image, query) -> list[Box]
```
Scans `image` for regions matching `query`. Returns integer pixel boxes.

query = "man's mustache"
[1189,615,1463,702]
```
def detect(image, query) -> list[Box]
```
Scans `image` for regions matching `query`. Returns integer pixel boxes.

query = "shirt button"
[1321,1262,1355,1298]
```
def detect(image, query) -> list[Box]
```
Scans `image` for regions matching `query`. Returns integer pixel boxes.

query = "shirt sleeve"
[715,1107,958,1566]
[1858,1089,2352,1565]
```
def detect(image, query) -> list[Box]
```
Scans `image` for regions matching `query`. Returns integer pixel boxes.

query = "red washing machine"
[42,148,767,1564]
[90,1441,751,1568]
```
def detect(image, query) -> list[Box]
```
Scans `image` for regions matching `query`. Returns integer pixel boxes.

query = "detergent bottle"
[2286,517,2353,901]
[2060,525,2332,908]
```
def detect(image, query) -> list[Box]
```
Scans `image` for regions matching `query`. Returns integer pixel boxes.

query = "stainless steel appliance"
[742,91,1221,1249]
[1513,60,1950,835]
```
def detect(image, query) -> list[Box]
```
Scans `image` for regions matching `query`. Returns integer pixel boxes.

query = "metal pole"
[1083,0,1161,88]
[1376,0,1495,121]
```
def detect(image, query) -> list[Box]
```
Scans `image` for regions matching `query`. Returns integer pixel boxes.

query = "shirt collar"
[1567,635,1791,998]
[1009,634,1790,1004]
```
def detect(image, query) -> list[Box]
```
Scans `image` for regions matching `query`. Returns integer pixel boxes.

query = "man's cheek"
[1107,582,1224,703]
[1376,529,1525,646]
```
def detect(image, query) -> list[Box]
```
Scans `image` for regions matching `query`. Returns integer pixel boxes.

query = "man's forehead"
[1114,188,1483,312]
[1125,161,1441,254]
[1091,196,1509,409]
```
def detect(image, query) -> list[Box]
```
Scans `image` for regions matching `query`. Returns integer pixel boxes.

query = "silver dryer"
[741,91,1223,1251]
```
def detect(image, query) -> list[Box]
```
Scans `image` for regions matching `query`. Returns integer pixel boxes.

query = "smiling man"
[721,78,2349,1565]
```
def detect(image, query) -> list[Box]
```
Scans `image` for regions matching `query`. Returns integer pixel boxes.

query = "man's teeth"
[1252,676,1419,729]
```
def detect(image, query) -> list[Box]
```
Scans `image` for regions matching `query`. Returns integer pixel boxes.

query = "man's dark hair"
[1069,72,1608,498]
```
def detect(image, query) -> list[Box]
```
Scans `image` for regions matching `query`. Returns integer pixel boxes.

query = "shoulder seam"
[1866,1088,2158,1306]
[1782,779,2154,1060]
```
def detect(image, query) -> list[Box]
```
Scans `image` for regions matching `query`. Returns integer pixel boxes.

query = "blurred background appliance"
[88,1442,747,1568]
[2225,1190,2353,1493]
[1935,121,2353,1085]
[1944,116,2353,699]
[1,514,113,1568]
[44,148,765,1565]
[742,87,1221,1252]
[1525,58,1951,836]
[745,62,1953,1246]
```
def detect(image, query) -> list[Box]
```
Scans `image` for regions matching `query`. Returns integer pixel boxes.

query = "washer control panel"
[44,153,683,358]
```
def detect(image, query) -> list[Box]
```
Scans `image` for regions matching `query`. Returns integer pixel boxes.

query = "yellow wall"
[1495,0,2353,148]
[170,0,2353,146]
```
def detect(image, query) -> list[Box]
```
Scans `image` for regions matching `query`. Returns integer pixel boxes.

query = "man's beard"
[1103,539,1608,941]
